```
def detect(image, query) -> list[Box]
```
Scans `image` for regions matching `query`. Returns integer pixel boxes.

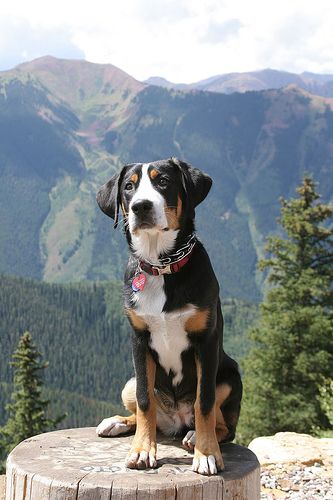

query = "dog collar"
[139,233,197,276]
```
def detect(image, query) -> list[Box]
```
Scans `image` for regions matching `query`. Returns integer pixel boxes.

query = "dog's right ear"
[96,165,129,228]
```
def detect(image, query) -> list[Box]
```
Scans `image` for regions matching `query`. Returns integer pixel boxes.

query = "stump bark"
[6,427,260,499]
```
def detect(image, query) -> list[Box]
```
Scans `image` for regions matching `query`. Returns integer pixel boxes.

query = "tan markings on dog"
[130,173,139,184]
[164,206,178,230]
[122,378,137,414]
[216,383,232,405]
[149,168,159,180]
[126,309,147,331]
[194,359,224,470]
[185,308,210,333]
[109,413,136,429]
[215,383,232,442]
[128,353,157,460]
[176,196,182,220]
[164,195,183,230]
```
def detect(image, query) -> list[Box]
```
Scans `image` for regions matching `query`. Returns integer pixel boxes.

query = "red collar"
[139,233,197,276]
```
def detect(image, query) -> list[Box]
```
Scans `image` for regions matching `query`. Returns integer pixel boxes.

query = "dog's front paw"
[126,442,157,469]
[182,429,196,450]
[96,416,132,437]
[192,448,224,475]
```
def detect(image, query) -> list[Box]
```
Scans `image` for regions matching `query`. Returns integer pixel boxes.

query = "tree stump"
[6,427,260,499]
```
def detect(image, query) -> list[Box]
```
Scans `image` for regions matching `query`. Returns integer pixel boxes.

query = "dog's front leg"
[193,340,224,475]
[126,333,157,469]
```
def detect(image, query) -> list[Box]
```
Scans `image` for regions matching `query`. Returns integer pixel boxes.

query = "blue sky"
[1,0,332,82]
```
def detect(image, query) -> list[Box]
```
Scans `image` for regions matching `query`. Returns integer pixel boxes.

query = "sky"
[1,0,333,83]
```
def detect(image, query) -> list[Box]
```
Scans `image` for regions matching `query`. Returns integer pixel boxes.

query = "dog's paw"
[192,449,224,475]
[126,444,157,469]
[182,430,196,450]
[96,417,132,437]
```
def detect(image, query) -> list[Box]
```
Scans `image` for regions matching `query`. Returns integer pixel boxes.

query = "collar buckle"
[151,264,172,275]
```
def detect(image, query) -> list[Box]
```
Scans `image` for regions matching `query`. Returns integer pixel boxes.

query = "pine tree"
[239,177,333,443]
[0,332,65,470]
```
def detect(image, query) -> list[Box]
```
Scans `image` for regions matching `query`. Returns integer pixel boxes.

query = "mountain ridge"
[146,68,333,97]
[0,57,333,300]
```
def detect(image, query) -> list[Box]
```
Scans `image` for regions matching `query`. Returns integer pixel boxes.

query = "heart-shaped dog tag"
[132,273,146,292]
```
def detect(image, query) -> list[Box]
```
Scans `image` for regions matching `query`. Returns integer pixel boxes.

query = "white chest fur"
[133,280,195,385]
[147,307,194,385]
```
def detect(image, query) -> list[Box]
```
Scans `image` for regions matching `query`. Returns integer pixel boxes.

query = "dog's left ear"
[171,158,212,218]
[96,165,129,228]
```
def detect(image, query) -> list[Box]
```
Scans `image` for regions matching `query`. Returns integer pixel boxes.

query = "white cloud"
[0,0,332,81]
[201,19,243,44]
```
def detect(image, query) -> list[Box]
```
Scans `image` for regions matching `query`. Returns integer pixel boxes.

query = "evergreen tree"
[0,332,65,471]
[239,177,333,443]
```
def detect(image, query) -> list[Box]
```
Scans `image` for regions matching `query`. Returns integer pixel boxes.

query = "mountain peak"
[10,55,145,112]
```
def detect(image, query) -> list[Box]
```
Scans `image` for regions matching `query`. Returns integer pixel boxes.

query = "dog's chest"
[132,276,194,386]
[147,309,194,385]
[133,274,166,316]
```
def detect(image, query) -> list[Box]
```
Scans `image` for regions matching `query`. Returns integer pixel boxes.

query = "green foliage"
[0,332,65,471]
[0,275,133,407]
[0,381,122,433]
[318,379,333,427]
[222,298,258,360]
[239,177,333,443]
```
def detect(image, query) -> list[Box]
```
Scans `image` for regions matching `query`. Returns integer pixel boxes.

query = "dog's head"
[96,158,212,234]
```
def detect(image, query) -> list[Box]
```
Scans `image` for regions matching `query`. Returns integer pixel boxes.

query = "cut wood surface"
[6,427,260,499]
[0,476,5,500]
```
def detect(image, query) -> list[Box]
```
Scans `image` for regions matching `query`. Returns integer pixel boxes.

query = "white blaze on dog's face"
[128,164,168,234]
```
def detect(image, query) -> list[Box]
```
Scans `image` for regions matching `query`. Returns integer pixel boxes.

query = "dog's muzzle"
[131,199,155,229]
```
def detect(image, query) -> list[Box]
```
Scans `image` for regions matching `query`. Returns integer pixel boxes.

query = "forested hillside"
[1,57,333,301]
[0,275,257,427]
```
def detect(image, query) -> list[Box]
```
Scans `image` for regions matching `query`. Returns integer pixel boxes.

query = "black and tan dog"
[96,158,242,475]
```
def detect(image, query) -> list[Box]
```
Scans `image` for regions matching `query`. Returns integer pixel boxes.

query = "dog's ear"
[96,165,129,228]
[171,157,212,218]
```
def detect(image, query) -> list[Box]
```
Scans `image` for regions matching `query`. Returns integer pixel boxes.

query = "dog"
[95,158,242,475]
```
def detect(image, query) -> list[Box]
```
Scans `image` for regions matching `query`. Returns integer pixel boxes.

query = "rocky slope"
[249,432,333,499]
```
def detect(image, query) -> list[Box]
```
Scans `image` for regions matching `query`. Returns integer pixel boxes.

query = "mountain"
[1,57,333,300]
[146,68,333,97]
[145,76,187,90]
[0,274,257,426]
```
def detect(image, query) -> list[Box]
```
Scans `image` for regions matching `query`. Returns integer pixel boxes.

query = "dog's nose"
[131,199,153,217]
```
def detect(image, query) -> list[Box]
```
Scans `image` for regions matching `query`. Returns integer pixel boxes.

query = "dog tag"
[132,273,146,292]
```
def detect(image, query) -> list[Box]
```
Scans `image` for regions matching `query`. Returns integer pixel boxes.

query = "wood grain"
[6,427,260,499]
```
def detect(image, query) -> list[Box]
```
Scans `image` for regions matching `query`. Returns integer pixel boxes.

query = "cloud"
[201,19,243,44]
[0,0,333,82]
[132,0,191,24]
[0,17,84,71]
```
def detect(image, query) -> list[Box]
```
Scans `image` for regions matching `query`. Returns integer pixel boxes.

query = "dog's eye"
[158,177,169,187]
[125,182,133,191]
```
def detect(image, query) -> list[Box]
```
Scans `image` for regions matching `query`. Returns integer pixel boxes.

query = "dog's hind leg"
[96,378,137,437]
[182,382,232,450]
[215,383,233,442]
